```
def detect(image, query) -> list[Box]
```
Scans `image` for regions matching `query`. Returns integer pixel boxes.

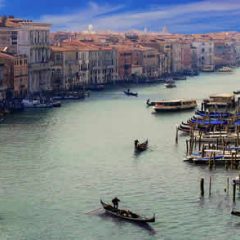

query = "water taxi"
[153,99,197,112]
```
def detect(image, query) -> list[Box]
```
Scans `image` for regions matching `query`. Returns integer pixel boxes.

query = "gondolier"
[112,197,120,209]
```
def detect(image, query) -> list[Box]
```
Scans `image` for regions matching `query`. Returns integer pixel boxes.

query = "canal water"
[1,70,240,240]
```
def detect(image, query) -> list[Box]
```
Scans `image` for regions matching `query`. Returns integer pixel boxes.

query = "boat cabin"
[154,99,197,112]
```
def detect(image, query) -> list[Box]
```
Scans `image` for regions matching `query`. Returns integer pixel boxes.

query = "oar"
[85,207,102,215]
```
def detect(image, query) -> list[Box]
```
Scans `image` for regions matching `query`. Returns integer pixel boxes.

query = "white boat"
[153,99,197,112]
[22,99,53,108]
[218,67,233,72]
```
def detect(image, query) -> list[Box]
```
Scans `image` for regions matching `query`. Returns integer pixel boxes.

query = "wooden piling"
[233,180,236,202]
[186,140,189,155]
[200,178,204,197]
[175,125,179,144]
[209,176,212,196]
[199,131,202,151]
[227,177,229,195]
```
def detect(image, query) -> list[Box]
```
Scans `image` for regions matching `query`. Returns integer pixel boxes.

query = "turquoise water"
[1,70,240,239]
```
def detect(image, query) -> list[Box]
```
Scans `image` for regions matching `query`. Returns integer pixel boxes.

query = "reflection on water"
[98,212,156,236]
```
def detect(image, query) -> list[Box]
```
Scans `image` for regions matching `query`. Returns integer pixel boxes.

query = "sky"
[0,0,240,33]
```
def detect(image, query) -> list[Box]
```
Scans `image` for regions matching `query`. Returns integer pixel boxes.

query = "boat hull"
[100,200,155,223]
[154,106,196,112]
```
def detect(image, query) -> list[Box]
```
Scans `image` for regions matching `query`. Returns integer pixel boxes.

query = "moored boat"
[153,99,197,112]
[100,200,155,223]
[22,99,54,108]
[173,76,187,81]
[218,66,233,72]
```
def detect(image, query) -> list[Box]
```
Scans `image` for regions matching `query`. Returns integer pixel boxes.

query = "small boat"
[87,84,105,91]
[218,66,233,72]
[22,99,54,108]
[124,90,138,97]
[52,92,85,100]
[173,76,187,81]
[153,99,197,112]
[231,210,240,216]
[165,82,176,88]
[100,200,155,223]
[135,139,148,152]
[51,101,61,107]
[195,110,232,118]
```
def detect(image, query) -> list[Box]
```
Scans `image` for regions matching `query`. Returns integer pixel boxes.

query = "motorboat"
[153,99,197,112]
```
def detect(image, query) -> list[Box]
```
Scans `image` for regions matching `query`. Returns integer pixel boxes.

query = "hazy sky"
[0,0,240,33]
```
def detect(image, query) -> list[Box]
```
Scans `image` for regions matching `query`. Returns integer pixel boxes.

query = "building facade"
[0,17,51,94]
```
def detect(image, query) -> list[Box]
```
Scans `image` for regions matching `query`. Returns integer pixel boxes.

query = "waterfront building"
[113,45,134,81]
[0,52,14,99]
[139,46,159,79]
[181,42,198,73]
[13,55,29,97]
[66,41,118,85]
[171,42,182,74]
[0,51,29,98]
[52,41,117,87]
[142,40,172,75]
[51,46,80,90]
[0,16,51,94]
[214,41,237,68]
[192,40,215,72]
[88,46,117,85]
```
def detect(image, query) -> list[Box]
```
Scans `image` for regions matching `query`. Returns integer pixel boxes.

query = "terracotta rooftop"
[0,51,15,60]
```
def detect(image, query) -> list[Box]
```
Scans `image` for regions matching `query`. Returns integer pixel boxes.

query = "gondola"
[233,90,240,95]
[165,83,176,88]
[134,139,148,152]
[100,200,155,223]
[231,210,240,216]
[124,90,138,97]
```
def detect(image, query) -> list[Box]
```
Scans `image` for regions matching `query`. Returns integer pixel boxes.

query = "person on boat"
[112,197,120,209]
[127,89,130,93]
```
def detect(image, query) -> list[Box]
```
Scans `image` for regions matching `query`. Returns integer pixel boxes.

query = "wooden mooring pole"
[209,176,212,196]
[200,178,204,197]
[233,180,236,203]
[175,125,179,144]
[186,140,189,155]
[227,177,229,195]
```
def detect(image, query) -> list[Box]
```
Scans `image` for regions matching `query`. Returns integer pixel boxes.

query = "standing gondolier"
[112,197,120,209]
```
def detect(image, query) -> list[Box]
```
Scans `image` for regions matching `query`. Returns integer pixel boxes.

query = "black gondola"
[231,210,240,216]
[100,200,155,223]
[134,139,148,152]
[124,90,138,97]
